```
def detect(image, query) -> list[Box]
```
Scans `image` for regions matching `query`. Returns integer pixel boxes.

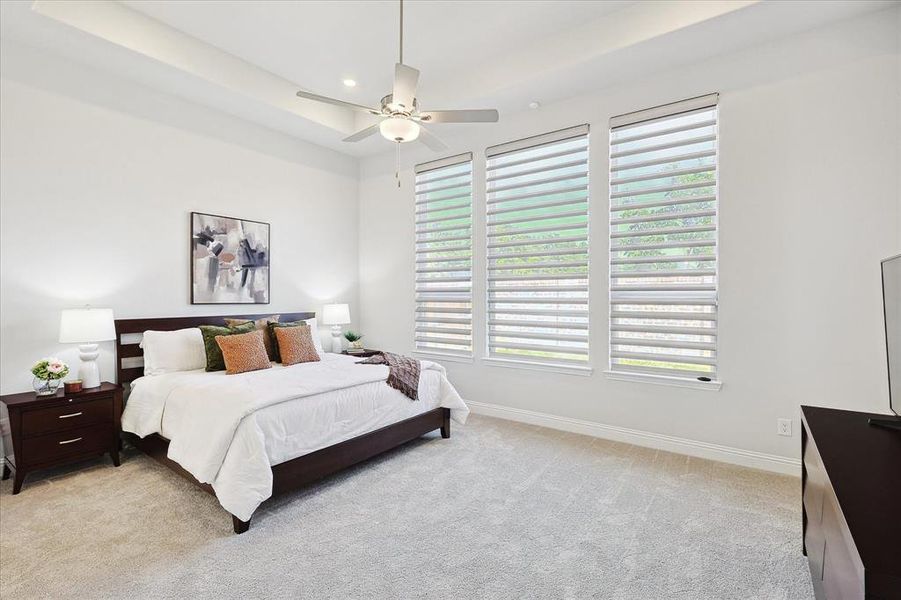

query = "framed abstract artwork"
[191,212,270,304]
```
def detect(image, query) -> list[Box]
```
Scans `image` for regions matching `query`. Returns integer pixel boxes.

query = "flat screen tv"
[880,254,901,419]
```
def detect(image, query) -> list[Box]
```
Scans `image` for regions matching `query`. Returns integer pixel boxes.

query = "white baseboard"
[465,400,801,476]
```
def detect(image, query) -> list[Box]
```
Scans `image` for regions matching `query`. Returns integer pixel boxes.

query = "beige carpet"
[0,414,813,599]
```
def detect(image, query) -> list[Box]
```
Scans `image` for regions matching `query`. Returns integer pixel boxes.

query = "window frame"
[482,125,592,374]
[606,94,721,388]
[413,152,475,360]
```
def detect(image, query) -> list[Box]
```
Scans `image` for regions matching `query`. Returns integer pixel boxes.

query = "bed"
[115,312,468,534]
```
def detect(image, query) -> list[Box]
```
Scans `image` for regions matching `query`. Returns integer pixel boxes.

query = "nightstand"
[341,349,381,358]
[0,382,122,494]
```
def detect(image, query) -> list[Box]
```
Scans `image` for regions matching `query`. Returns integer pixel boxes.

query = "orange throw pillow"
[216,330,272,375]
[274,325,321,366]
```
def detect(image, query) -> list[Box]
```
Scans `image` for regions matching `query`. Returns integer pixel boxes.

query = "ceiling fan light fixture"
[380,117,420,143]
[294,0,497,153]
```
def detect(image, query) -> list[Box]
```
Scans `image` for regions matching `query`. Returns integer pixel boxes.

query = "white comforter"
[121,354,468,521]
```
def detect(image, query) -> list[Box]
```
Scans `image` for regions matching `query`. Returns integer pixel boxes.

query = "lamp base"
[78,343,101,388]
[330,326,343,353]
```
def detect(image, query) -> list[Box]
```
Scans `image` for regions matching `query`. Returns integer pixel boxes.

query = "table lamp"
[322,304,350,353]
[59,307,116,388]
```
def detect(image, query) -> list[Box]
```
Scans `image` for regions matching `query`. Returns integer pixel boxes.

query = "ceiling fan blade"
[342,124,381,143]
[296,90,382,115]
[419,109,499,123]
[392,63,420,111]
[418,125,448,152]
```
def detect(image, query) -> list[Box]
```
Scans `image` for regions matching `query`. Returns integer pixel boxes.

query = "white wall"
[2,8,899,465]
[358,8,901,461]
[0,42,360,394]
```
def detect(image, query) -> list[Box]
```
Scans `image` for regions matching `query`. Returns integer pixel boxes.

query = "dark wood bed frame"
[115,312,450,534]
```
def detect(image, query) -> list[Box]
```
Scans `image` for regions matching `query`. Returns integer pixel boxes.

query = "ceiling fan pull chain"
[396,141,401,188]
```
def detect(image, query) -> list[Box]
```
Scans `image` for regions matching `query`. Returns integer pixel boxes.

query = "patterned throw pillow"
[274,325,321,366]
[225,315,281,361]
[199,322,255,371]
[267,320,307,362]
[216,330,273,375]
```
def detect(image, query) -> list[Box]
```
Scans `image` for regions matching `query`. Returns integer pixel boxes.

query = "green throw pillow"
[199,322,255,371]
[267,320,308,363]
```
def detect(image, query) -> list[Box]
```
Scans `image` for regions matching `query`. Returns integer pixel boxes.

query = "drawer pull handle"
[58,412,83,419]
[58,437,83,445]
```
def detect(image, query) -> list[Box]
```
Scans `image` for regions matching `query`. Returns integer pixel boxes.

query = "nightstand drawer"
[21,397,113,437]
[22,423,112,464]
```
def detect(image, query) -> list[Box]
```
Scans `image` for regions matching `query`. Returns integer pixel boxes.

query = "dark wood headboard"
[114,312,316,385]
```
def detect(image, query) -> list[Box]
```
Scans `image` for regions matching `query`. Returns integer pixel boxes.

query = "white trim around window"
[484,125,591,369]
[414,152,474,358]
[608,94,720,385]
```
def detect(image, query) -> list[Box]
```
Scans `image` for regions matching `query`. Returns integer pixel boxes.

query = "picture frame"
[190,211,270,305]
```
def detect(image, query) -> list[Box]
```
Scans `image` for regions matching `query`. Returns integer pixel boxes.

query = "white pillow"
[140,328,206,376]
[303,318,325,355]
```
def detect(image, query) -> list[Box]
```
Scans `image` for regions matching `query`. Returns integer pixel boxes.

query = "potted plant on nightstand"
[31,357,69,396]
[343,330,364,350]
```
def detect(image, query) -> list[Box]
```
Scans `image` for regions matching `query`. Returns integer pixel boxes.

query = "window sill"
[482,357,593,377]
[603,370,722,391]
[412,351,474,365]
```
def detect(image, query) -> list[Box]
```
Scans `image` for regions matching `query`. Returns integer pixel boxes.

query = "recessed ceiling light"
[343,79,357,88]
[529,101,541,110]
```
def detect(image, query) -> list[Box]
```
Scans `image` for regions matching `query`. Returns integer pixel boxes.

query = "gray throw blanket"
[356,352,421,401]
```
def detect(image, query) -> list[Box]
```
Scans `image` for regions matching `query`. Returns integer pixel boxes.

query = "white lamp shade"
[379,117,420,142]
[59,308,116,343]
[322,303,351,326]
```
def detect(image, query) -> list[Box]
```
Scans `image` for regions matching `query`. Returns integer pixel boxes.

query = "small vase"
[33,377,61,396]
[350,341,364,349]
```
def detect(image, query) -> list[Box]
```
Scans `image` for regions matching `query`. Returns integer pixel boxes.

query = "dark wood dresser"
[1,382,122,494]
[801,406,901,599]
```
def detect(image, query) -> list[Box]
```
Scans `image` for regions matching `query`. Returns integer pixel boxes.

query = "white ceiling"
[123,0,634,110]
[0,0,896,157]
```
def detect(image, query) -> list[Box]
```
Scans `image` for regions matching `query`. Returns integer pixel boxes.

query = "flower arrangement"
[31,357,70,396]
[32,357,70,381]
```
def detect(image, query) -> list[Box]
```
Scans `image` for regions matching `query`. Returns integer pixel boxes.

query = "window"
[608,94,719,381]
[414,153,473,357]
[485,125,590,368]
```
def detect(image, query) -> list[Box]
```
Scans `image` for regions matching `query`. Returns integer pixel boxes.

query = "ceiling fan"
[295,0,499,152]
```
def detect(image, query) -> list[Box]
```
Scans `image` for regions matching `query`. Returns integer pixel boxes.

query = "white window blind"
[414,153,473,357]
[485,125,590,367]
[608,94,719,381]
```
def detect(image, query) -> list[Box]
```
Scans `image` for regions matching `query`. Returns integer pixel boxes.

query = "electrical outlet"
[777,418,792,437]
